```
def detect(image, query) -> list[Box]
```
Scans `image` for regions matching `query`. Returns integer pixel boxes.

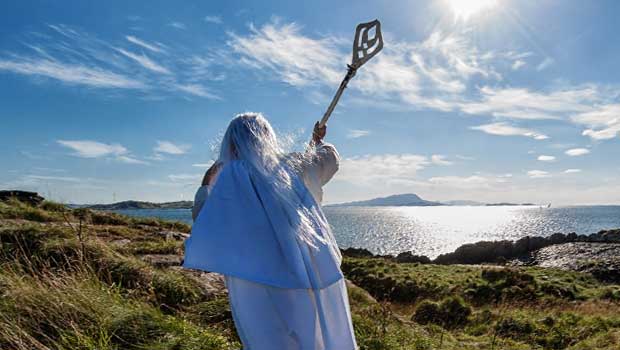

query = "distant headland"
[328,193,536,207]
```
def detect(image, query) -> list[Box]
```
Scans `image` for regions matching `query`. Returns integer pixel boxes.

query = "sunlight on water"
[323,205,620,258]
[114,205,620,259]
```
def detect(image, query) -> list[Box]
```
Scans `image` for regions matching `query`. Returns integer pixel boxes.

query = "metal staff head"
[351,19,384,70]
[317,19,383,128]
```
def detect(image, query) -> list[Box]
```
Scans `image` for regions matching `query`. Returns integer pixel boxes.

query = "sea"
[112,205,620,259]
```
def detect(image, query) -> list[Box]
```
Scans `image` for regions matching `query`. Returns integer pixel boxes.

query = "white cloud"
[431,154,453,166]
[565,148,590,156]
[460,86,598,120]
[228,22,343,87]
[335,154,429,184]
[427,175,496,189]
[511,59,526,70]
[455,155,476,161]
[0,58,145,89]
[114,48,171,74]
[470,122,548,140]
[168,22,187,30]
[536,57,554,71]
[57,140,127,158]
[171,83,220,99]
[192,162,214,168]
[204,15,223,24]
[117,155,149,165]
[527,170,551,179]
[346,129,371,139]
[564,169,582,174]
[26,175,82,182]
[572,104,620,140]
[537,155,555,162]
[154,141,191,155]
[168,173,201,182]
[228,22,502,112]
[226,20,620,146]
[126,35,165,53]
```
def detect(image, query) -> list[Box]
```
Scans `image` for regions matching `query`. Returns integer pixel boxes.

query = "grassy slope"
[1,199,619,350]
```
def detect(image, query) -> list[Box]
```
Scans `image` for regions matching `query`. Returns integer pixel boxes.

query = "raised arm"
[299,123,340,203]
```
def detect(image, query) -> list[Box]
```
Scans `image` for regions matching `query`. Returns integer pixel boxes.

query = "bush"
[412,296,471,329]
[495,316,535,341]
[0,200,59,222]
[39,200,68,212]
[91,211,131,226]
[412,300,441,325]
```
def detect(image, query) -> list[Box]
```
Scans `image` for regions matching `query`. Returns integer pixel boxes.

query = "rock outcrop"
[0,190,45,206]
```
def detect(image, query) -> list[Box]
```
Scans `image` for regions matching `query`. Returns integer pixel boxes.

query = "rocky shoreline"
[341,229,620,281]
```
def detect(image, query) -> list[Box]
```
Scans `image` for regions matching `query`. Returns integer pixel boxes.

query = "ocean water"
[113,205,620,258]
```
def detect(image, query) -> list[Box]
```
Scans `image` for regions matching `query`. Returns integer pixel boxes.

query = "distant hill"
[441,200,486,206]
[87,200,193,210]
[330,193,443,207]
[485,202,536,206]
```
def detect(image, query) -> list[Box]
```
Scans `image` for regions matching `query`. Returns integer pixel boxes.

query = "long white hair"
[218,112,328,248]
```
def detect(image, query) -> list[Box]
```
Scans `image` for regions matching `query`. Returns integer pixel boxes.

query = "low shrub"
[412,296,471,329]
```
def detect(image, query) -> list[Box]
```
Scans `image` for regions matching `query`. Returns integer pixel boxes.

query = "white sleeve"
[192,185,210,222]
[314,142,340,186]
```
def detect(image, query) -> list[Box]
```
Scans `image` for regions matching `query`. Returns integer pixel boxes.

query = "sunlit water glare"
[113,205,620,259]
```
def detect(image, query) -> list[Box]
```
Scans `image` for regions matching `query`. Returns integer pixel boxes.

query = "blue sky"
[1,0,620,205]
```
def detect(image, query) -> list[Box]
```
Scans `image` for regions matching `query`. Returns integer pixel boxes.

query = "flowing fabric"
[183,159,343,289]
[226,276,357,350]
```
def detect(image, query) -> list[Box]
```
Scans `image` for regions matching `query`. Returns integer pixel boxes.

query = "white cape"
[183,160,343,289]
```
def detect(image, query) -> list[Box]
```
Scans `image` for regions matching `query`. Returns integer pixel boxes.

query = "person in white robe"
[184,113,357,350]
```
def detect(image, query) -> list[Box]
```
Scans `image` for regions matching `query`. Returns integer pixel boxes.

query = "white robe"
[191,142,357,350]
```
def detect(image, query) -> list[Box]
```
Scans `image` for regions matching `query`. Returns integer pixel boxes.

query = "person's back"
[184,113,356,350]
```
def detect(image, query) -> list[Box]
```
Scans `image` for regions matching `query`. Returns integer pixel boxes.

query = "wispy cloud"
[470,122,549,140]
[428,175,495,189]
[346,129,371,139]
[168,173,201,182]
[192,162,214,168]
[57,140,127,158]
[564,169,582,174]
[565,148,590,156]
[117,155,149,165]
[511,59,526,70]
[114,48,170,74]
[204,15,223,24]
[0,58,145,89]
[57,139,147,165]
[227,20,620,145]
[154,141,190,155]
[536,57,554,71]
[168,22,187,30]
[528,170,551,179]
[336,154,429,184]
[171,83,220,99]
[572,104,620,140]
[229,22,343,87]
[26,175,82,182]
[0,23,223,99]
[460,86,598,121]
[125,35,165,53]
[537,155,556,162]
[431,154,453,166]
